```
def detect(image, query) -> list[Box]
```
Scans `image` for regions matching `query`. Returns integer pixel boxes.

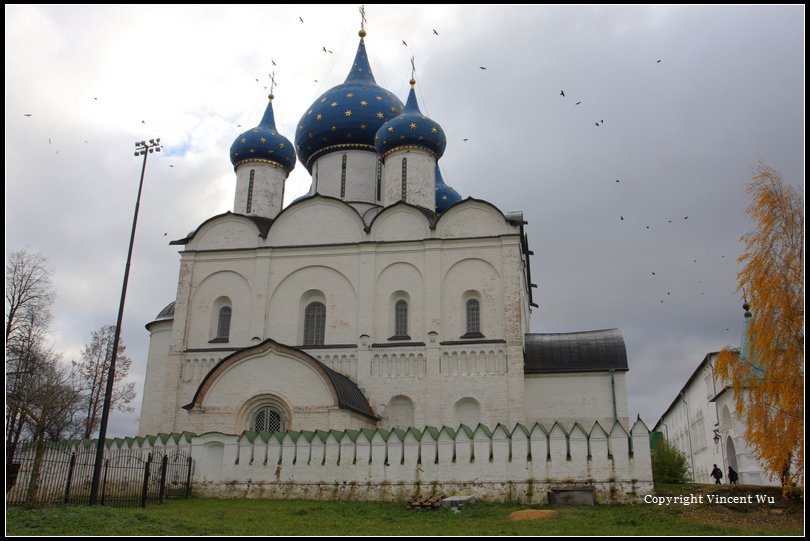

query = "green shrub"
[652,439,690,483]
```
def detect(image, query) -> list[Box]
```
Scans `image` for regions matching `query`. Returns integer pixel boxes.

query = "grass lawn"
[6,495,804,536]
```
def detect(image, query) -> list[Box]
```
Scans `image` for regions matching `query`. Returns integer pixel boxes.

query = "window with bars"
[246,169,255,213]
[340,154,347,198]
[401,158,407,201]
[394,299,408,338]
[303,301,326,346]
[465,298,481,336]
[376,158,382,201]
[216,306,232,340]
[252,406,285,433]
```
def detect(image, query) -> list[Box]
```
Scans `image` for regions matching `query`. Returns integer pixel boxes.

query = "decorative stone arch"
[726,436,738,472]
[453,397,481,428]
[720,404,733,432]
[236,393,294,434]
[384,395,415,429]
[210,296,232,342]
[389,290,410,340]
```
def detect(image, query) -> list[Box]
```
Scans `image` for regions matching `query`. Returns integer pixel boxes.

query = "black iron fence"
[6,443,193,508]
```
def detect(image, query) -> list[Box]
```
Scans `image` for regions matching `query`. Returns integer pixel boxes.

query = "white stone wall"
[233,162,287,218]
[192,420,653,502]
[139,320,174,436]
[656,353,779,486]
[524,372,629,429]
[380,148,435,209]
[310,150,379,203]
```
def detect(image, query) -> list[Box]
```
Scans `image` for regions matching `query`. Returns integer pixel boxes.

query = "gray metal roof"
[155,301,176,320]
[319,364,376,419]
[524,329,628,373]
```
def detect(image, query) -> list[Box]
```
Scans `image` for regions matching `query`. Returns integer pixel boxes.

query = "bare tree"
[5,250,58,469]
[74,325,137,439]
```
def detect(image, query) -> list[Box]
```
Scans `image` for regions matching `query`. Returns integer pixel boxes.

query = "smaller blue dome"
[374,82,446,159]
[230,95,296,172]
[435,165,462,213]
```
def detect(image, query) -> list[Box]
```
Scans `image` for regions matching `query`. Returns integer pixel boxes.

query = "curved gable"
[435,198,515,238]
[174,212,268,251]
[183,339,375,419]
[369,202,433,242]
[268,196,364,246]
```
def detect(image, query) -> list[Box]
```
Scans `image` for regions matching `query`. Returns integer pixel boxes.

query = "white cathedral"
[139,31,631,438]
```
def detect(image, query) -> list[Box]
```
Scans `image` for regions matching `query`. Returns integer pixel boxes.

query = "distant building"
[654,304,778,486]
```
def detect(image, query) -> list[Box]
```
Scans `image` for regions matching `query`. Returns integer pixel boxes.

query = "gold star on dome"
[409,123,417,130]
[307,109,313,115]
[331,125,337,132]
[360,100,368,106]
[375,135,379,140]
[376,112,384,119]
[249,149,256,153]
[259,137,267,143]
[278,142,285,149]
[320,98,327,103]
[418,136,424,140]
[253,129,258,133]
[431,127,438,133]
[360,124,367,130]
[390,106,398,113]
[442,195,448,200]
[240,138,247,143]
[330,102,338,107]
[271,131,276,135]
[308,132,314,138]
[387,127,394,133]
[357,68,363,72]
[316,114,323,120]
[345,110,352,117]
[346,93,354,98]
[375,96,382,101]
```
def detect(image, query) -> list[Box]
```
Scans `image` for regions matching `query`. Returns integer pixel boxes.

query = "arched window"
[394,299,408,338]
[252,406,285,433]
[303,301,326,346]
[464,298,481,337]
[216,306,231,340]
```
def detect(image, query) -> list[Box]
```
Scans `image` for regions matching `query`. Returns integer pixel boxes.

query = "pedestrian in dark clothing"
[728,466,739,485]
[711,464,723,484]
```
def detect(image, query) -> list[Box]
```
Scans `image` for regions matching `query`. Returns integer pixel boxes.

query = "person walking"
[728,466,739,485]
[711,464,723,485]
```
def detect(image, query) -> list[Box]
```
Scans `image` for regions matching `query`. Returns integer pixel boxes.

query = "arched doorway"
[726,436,738,472]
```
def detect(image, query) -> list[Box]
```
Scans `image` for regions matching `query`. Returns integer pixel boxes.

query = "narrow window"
[303,302,326,346]
[340,154,347,198]
[401,158,407,201]
[246,169,255,213]
[394,299,409,338]
[376,158,382,201]
[217,306,232,340]
[253,406,285,433]
[465,299,480,335]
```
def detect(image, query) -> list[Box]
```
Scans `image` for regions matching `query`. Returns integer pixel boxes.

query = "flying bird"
[560,90,565,97]
[327,49,333,54]
[651,272,656,276]
[169,165,175,168]
[83,140,88,143]
[322,46,327,53]
[402,40,407,46]
[94,97,98,101]
[314,79,318,83]
[600,120,604,124]
[645,226,650,229]
[479,66,487,70]
[433,29,438,35]
[615,179,620,183]
[48,138,51,144]
[271,60,276,66]
[683,216,689,220]
[163,233,168,236]
[299,16,304,23]
[23,113,32,117]
[595,122,599,127]
[463,138,469,142]
[575,101,582,105]
[141,120,146,124]
[657,59,662,63]
[620,216,624,221]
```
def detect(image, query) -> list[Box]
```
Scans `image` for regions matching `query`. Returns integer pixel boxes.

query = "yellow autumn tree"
[715,163,804,488]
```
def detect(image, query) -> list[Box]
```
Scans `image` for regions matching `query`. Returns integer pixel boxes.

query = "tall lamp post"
[89,138,161,505]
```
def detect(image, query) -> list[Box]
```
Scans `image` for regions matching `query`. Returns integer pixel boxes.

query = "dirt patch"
[509,510,557,521]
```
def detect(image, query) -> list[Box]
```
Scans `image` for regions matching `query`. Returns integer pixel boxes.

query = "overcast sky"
[5,5,804,437]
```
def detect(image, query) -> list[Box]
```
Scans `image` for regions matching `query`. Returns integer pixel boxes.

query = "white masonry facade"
[139,31,635,459]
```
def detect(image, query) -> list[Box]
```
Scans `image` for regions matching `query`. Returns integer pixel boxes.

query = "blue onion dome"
[374,80,446,159]
[295,32,405,173]
[230,94,296,172]
[435,164,462,214]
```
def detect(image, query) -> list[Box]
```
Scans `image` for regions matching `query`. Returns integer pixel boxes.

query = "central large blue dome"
[295,36,404,173]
